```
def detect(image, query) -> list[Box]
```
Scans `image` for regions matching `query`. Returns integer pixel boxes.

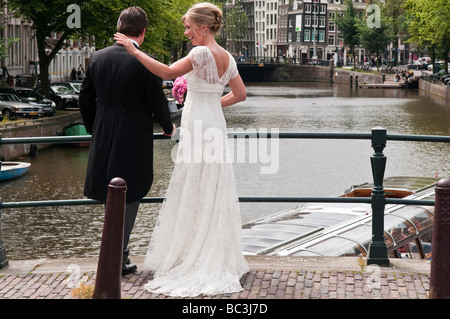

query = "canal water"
[1,82,449,260]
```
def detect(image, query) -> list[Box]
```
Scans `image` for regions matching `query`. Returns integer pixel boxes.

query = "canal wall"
[238,63,383,84]
[331,68,383,85]
[0,112,83,160]
[419,79,450,100]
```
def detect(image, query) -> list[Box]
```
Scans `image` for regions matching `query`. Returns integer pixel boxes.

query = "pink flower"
[172,76,187,104]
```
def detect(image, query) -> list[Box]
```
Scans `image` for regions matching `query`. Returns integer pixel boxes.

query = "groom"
[80,6,174,275]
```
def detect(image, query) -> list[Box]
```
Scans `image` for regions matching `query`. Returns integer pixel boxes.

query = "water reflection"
[1,82,449,260]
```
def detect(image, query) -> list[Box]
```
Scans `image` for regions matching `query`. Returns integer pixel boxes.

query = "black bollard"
[93,177,127,299]
[430,178,450,299]
[367,127,389,266]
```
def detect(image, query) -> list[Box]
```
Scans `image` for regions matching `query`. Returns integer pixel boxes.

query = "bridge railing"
[0,128,449,269]
[236,56,331,66]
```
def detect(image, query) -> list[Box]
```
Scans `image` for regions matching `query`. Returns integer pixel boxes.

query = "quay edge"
[0,112,83,160]
[0,255,431,276]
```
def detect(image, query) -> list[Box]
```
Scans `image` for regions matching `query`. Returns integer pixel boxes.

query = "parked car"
[162,80,174,89]
[10,87,55,116]
[441,74,450,86]
[0,93,42,119]
[36,85,79,109]
[427,61,450,73]
[408,60,428,70]
[53,82,81,94]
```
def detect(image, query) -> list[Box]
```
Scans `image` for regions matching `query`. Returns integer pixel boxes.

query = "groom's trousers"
[123,200,140,263]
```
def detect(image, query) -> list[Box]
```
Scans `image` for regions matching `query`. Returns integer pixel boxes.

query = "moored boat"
[63,123,90,147]
[242,176,438,260]
[0,161,31,181]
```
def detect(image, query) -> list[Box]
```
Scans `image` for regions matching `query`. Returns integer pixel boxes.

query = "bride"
[114,2,249,297]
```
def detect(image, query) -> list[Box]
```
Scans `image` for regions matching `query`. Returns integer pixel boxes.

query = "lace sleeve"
[188,46,216,84]
[228,55,238,80]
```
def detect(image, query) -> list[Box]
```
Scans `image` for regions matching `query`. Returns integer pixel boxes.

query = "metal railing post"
[0,195,8,269]
[430,178,450,299]
[0,131,7,269]
[367,127,390,266]
[93,177,127,299]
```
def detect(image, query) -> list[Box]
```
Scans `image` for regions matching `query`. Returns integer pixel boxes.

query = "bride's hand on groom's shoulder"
[114,32,138,55]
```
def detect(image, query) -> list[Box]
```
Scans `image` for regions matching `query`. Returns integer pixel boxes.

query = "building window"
[328,34,335,46]
[320,16,325,27]
[305,15,311,27]
[329,21,335,32]
[319,30,325,42]
[312,15,318,27]
[305,4,311,13]
[304,29,310,42]
[313,3,318,13]
[311,30,317,41]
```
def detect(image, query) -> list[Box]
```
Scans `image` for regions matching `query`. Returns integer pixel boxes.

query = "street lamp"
[312,0,318,60]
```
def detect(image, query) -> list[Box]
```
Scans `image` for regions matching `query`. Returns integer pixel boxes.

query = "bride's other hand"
[163,124,177,137]
[114,33,138,56]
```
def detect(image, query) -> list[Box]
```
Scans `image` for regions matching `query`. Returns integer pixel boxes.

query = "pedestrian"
[77,65,84,80]
[71,67,77,81]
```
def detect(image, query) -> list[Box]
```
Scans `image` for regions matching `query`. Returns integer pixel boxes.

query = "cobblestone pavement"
[0,256,431,300]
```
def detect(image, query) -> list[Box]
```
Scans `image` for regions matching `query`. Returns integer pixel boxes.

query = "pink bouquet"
[172,76,187,104]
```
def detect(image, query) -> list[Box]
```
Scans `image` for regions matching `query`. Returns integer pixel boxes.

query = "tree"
[334,0,360,69]
[0,24,20,78]
[403,0,450,74]
[357,1,394,71]
[384,0,408,64]
[139,0,197,64]
[224,1,248,56]
[7,0,121,97]
[6,0,197,97]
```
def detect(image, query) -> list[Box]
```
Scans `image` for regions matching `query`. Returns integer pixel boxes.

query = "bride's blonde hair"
[182,2,223,35]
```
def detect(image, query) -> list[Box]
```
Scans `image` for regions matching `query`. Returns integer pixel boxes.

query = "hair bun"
[182,2,223,35]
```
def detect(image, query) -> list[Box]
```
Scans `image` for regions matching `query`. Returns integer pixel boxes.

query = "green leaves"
[403,0,449,61]
[357,1,393,56]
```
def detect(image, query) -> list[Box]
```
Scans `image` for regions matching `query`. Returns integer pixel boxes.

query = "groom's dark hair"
[117,6,148,37]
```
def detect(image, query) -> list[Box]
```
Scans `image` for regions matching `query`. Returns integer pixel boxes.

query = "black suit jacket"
[79,43,173,203]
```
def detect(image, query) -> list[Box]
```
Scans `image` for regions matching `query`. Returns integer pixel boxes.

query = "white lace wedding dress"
[143,46,249,297]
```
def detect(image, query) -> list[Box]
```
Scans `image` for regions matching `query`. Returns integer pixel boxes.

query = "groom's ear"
[138,30,146,44]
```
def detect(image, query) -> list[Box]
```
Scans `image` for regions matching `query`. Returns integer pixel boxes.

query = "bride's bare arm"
[114,33,192,80]
[221,74,246,107]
